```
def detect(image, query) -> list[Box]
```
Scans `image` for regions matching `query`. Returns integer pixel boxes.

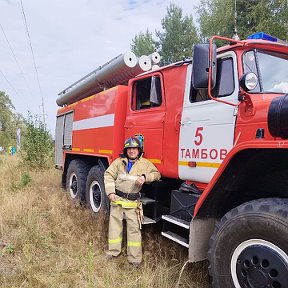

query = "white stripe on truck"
[73,113,115,131]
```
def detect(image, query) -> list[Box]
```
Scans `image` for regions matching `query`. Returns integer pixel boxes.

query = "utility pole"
[39,104,47,125]
[232,0,240,40]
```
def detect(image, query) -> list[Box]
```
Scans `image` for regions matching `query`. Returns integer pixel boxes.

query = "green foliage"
[130,4,199,66]
[21,171,32,187]
[1,244,15,256]
[196,0,288,41]
[21,114,54,169]
[11,171,32,191]
[0,91,15,129]
[0,91,25,148]
[131,29,156,57]
[156,4,199,65]
[239,0,288,40]
[131,1,287,64]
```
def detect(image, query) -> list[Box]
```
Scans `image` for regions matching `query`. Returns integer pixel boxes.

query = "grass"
[0,154,210,288]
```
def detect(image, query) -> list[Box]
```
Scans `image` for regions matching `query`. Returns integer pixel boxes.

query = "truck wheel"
[208,198,288,288]
[85,166,108,214]
[66,159,89,203]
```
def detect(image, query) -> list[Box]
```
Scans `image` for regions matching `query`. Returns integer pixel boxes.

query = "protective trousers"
[107,202,142,264]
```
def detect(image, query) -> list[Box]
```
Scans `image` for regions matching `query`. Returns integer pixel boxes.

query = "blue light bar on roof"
[247,32,278,42]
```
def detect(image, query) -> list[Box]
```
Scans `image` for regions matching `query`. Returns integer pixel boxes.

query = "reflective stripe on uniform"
[105,182,115,187]
[108,237,122,244]
[112,201,138,208]
[118,173,139,181]
[127,241,142,247]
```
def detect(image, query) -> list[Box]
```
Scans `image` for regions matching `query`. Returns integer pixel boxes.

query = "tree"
[0,91,15,132]
[196,0,234,41]
[131,29,156,57]
[156,3,199,65]
[241,0,288,40]
[197,0,288,41]
[0,91,24,148]
[21,113,54,169]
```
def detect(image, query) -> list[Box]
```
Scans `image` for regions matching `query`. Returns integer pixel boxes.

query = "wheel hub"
[236,245,288,288]
[71,176,77,197]
[92,185,101,207]
[72,179,77,190]
[89,180,102,213]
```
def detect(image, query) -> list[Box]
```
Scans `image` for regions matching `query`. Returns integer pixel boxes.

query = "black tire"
[208,198,288,288]
[66,159,89,203]
[85,166,109,214]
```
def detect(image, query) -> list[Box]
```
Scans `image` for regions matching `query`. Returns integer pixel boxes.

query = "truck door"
[179,52,239,183]
[125,74,165,172]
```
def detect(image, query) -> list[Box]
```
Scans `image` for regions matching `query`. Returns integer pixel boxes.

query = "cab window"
[132,76,162,110]
[190,57,234,102]
[243,50,261,92]
[243,50,288,93]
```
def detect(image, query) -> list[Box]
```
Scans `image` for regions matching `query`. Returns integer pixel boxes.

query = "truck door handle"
[174,112,182,133]
[180,120,192,126]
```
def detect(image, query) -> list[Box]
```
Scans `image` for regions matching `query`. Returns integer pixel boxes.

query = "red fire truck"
[55,33,288,287]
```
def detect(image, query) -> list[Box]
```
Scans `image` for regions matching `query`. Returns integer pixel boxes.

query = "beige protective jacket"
[104,156,161,197]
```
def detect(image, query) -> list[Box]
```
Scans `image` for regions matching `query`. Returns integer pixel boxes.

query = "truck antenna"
[232,0,240,40]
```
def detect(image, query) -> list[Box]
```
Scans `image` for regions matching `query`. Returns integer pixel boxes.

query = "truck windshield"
[243,50,288,94]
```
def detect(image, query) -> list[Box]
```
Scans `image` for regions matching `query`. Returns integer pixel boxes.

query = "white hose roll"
[151,65,160,71]
[149,52,161,64]
[56,52,138,106]
[138,55,152,71]
[123,51,138,68]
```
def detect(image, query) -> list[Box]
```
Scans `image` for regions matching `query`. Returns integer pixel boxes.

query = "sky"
[0,0,200,136]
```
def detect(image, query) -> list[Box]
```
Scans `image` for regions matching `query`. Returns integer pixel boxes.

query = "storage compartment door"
[55,115,65,167]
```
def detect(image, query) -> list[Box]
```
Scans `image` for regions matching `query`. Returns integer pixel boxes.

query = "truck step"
[141,197,156,205]
[161,231,189,248]
[143,216,156,225]
[162,215,190,229]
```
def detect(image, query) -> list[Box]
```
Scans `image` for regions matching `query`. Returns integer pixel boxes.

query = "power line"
[0,21,34,98]
[19,0,46,122]
[0,69,30,111]
[0,22,23,74]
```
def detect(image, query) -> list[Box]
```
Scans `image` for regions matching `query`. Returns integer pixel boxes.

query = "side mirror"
[192,43,217,89]
[239,72,258,91]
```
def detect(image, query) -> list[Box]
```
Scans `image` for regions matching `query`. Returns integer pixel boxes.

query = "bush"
[11,171,32,191]
[21,114,54,169]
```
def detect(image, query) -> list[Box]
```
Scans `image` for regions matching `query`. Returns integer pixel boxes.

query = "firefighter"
[104,136,161,267]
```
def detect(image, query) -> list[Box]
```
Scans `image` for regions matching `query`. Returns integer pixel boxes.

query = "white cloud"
[0,0,200,134]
